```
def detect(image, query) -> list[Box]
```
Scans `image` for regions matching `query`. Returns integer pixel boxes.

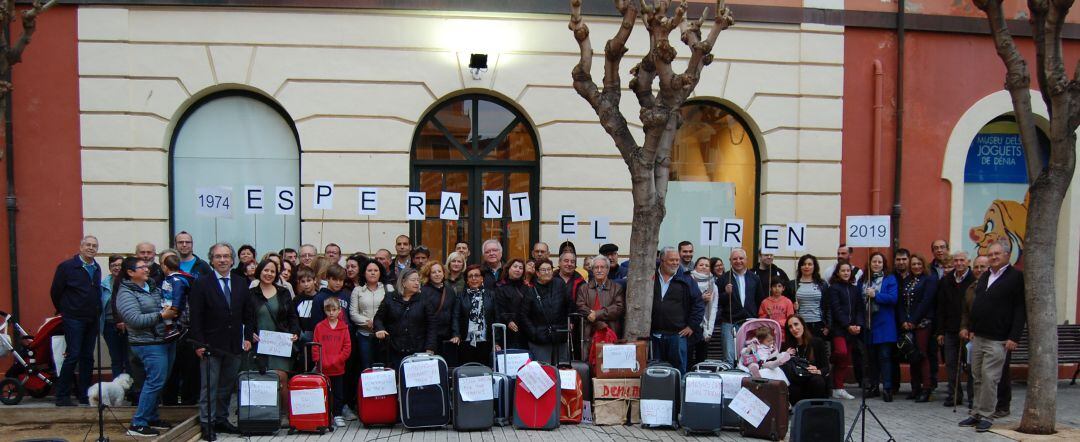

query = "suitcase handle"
[492,323,509,371]
[304,341,323,374]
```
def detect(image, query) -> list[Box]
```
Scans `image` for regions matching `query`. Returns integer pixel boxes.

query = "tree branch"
[676,0,734,102]
[6,0,57,66]
[1029,0,1052,110]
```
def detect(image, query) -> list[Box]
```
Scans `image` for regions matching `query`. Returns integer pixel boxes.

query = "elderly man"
[324,243,342,264]
[481,239,504,289]
[600,243,628,284]
[715,248,765,364]
[136,241,164,284]
[958,242,1025,433]
[188,242,254,439]
[298,244,318,269]
[558,251,586,302]
[175,231,213,279]
[50,235,102,406]
[930,239,950,280]
[936,250,975,407]
[531,242,550,263]
[651,247,704,373]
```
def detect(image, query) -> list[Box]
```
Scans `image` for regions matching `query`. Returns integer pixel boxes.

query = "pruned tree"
[569,0,733,340]
[973,0,1078,434]
[0,0,56,125]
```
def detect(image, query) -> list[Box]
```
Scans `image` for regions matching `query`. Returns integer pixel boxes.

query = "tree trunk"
[623,189,663,341]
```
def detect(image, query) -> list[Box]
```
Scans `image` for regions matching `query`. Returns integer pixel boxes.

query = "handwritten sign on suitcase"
[290,388,327,415]
[403,359,441,388]
[684,376,723,404]
[458,375,494,402]
[361,370,397,397]
[729,387,770,428]
[518,361,555,399]
[640,399,673,426]
[240,380,277,406]
[559,369,577,391]
[601,344,638,370]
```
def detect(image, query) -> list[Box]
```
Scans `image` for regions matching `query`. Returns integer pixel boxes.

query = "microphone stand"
[846,285,894,442]
[96,322,108,442]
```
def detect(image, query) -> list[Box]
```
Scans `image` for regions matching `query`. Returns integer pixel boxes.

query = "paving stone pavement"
[223,381,1079,441]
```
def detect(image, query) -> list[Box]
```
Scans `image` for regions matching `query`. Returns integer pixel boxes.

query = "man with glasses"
[174,231,213,279]
[481,239,503,289]
[136,241,164,285]
[50,235,103,406]
[324,243,342,264]
[531,242,550,263]
[298,244,318,269]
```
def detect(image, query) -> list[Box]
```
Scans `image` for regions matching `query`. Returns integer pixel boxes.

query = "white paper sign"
[406,192,426,220]
[684,376,724,404]
[760,225,782,253]
[313,181,334,210]
[360,370,397,397]
[559,369,577,390]
[440,192,461,220]
[403,359,440,388]
[640,399,673,426]
[289,388,327,415]
[483,191,504,218]
[785,223,807,251]
[722,219,744,247]
[729,387,770,428]
[240,380,277,406]
[509,192,531,221]
[51,336,65,376]
[720,373,745,399]
[601,344,638,370]
[496,352,530,376]
[457,375,494,402]
[517,361,555,399]
[244,186,265,214]
[846,215,891,247]
[559,211,578,238]
[700,217,722,246]
[357,187,379,216]
[275,186,296,215]
[590,217,610,243]
[256,330,293,358]
[196,186,233,218]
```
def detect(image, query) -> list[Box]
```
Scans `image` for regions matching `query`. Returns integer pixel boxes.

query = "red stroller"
[1,310,63,405]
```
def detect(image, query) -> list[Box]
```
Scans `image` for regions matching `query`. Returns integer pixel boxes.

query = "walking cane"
[952,337,964,413]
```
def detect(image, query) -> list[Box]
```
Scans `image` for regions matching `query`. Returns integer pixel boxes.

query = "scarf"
[466,287,487,347]
[690,270,713,292]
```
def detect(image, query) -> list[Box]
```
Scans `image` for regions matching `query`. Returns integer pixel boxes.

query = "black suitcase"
[639,362,680,429]
[237,355,280,436]
[491,323,516,426]
[791,399,844,442]
[398,353,451,430]
[679,370,725,435]
[739,377,790,441]
[719,369,751,429]
[692,360,733,372]
[452,362,495,431]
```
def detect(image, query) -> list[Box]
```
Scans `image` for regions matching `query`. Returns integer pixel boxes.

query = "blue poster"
[963,133,1028,183]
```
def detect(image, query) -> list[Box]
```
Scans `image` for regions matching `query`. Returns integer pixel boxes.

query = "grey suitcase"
[639,362,680,429]
[452,362,495,431]
[237,357,281,436]
[719,369,751,429]
[680,370,726,435]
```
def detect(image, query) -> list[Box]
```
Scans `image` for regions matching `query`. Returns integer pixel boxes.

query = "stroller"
[735,318,790,385]
[0,310,63,405]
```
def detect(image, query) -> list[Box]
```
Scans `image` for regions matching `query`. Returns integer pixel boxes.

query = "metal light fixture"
[469,53,488,80]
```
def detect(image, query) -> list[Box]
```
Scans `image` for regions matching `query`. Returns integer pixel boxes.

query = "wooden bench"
[1011,324,1080,384]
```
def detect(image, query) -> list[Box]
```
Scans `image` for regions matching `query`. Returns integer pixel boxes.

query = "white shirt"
[733,270,747,306]
[987,264,1009,288]
[658,271,674,300]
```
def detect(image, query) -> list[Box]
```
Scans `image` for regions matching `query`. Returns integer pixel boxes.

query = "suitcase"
[237,354,280,436]
[679,370,725,435]
[512,361,561,430]
[288,343,333,435]
[492,371,515,426]
[719,369,751,429]
[492,323,530,377]
[452,362,495,431]
[558,317,586,424]
[639,362,680,429]
[739,377,790,441]
[398,353,451,429]
[358,363,398,427]
[692,360,734,372]
[790,399,844,442]
[594,341,647,379]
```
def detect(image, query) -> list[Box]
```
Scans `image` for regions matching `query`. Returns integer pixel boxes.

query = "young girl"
[740,325,791,381]
[313,297,351,428]
[758,280,795,325]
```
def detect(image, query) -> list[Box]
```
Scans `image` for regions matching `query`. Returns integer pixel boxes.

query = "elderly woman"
[455,265,498,366]
[575,255,626,362]
[115,257,179,436]
[521,260,570,364]
[374,268,436,369]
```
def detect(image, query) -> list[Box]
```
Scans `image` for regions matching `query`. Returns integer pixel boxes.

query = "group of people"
[49,232,1025,438]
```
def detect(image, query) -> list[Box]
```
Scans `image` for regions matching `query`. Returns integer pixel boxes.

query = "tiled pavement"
[222,381,1079,441]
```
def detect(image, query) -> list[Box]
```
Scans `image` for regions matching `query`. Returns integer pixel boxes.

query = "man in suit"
[958,241,1025,433]
[188,242,254,441]
[715,248,765,364]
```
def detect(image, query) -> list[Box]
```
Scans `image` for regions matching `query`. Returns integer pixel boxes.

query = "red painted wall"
[0,5,82,330]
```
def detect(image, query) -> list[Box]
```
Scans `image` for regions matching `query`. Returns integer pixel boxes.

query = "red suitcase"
[358,363,398,426]
[289,342,333,434]
[513,361,561,430]
[557,364,584,424]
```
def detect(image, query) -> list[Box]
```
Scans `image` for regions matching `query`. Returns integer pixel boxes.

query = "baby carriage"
[735,318,789,385]
[0,310,63,405]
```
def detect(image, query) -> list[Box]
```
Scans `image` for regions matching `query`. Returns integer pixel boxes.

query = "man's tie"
[220,277,232,307]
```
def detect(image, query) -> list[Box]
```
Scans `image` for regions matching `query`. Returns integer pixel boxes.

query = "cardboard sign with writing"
[517,361,555,399]
[592,378,641,399]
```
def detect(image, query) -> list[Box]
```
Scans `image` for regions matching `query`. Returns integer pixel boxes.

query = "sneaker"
[127,425,161,437]
[837,389,855,400]
[334,416,346,428]
[959,416,980,427]
[976,419,993,432]
[342,406,357,421]
[149,419,174,430]
[991,409,1010,419]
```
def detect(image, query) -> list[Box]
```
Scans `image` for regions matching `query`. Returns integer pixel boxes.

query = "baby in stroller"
[740,325,790,380]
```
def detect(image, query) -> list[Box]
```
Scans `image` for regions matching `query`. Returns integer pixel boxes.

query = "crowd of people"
[49,232,1026,438]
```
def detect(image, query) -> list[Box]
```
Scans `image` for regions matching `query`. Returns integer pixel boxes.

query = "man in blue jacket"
[715,248,766,364]
[650,247,705,373]
[50,235,103,406]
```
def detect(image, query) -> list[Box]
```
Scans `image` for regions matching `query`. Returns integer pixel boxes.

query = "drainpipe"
[3,19,19,320]
[891,0,906,250]
[872,60,884,215]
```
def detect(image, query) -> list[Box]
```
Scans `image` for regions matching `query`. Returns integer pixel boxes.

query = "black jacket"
[421,282,458,339]
[827,281,865,336]
[521,278,571,344]
[50,254,103,321]
[970,266,1026,342]
[751,264,790,295]
[374,291,437,354]
[651,271,705,336]
[494,279,527,326]
[935,269,975,335]
[188,271,256,355]
[249,285,302,337]
[716,271,766,324]
[481,264,502,291]
[454,287,497,341]
[896,273,937,326]
[182,255,214,280]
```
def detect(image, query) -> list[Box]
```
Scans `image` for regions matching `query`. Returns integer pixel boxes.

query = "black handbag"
[789,356,813,377]
[896,332,920,362]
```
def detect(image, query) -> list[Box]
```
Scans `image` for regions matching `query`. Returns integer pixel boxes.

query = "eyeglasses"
[537,268,553,273]
[212,254,232,260]
[134,265,149,270]
[467,274,483,279]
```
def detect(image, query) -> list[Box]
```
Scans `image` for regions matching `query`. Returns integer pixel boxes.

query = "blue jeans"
[356,332,376,372]
[650,333,688,374]
[57,317,99,402]
[869,343,894,390]
[719,322,737,365]
[131,344,175,427]
[102,322,130,377]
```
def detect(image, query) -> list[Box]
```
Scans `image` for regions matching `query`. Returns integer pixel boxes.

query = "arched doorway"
[410,94,540,262]
[170,91,301,254]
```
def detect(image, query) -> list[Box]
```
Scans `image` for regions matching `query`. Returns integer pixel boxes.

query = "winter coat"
[313,318,352,376]
[50,254,102,321]
[896,273,937,328]
[454,287,498,343]
[716,271,766,324]
[521,278,571,345]
[160,271,195,326]
[827,281,866,337]
[651,271,705,338]
[575,278,626,342]
[116,280,167,346]
[421,282,459,340]
[249,285,302,337]
[935,269,974,336]
[494,279,528,327]
[374,291,437,354]
[859,274,898,344]
[350,282,392,334]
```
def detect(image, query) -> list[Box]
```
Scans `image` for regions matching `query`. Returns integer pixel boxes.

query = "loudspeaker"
[791,399,845,442]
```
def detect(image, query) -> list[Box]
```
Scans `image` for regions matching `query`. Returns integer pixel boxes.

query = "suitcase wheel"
[287,428,296,435]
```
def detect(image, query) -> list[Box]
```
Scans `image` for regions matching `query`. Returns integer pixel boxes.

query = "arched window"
[663,101,760,256]
[171,92,301,254]
[962,116,1048,265]
[411,94,539,261]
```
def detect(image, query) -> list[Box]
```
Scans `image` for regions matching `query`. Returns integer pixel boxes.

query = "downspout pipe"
[891,0,906,250]
[3,18,18,320]
[872,60,884,215]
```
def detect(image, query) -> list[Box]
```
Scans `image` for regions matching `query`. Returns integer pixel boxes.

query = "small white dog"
[88,373,133,407]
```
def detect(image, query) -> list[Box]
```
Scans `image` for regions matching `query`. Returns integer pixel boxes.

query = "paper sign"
[457,375,494,402]
[357,187,378,215]
[483,190,503,218]
[496,352,530,376]
[403,358,440,388]
[720,373,745,399]
[406,192,426,220]
[51,336,65,377]
[360,370,397,397]
[196,186,233,218]
[256,330,293,358]
[240,380,277,406]
[509,192,531,221]
[313,181,334,210]
[290,388,326,415]
[760,225,782,253]
[700,217,722,246]
[559,211,578,239]
[640,399,673,426]
[440,192,461,220]
[244,186,265,214]
[846,215,891,247]
[785,223,807,251]
[590,217,610,243]
[559,369,577,390]
[602,344,638,370]
[275,186,296,215]
[722,219,744,247]
[684,376,724,404]
[729,387,770,428]
[517,361,555,399]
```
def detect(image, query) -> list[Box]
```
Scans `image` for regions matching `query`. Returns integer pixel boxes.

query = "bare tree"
[974,0,1078,434]
[0,0,56,125]
[569,0,733,340]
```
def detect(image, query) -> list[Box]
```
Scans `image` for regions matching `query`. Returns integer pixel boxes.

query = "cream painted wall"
[77,7,843,269]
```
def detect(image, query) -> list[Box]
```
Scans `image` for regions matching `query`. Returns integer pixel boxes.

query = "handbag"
[587,287,618,366]
[896,331,919,362]
[788,356,812,377]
